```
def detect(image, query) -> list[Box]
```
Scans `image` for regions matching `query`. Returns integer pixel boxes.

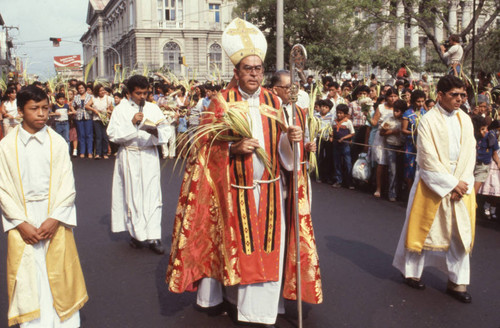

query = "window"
[157,0,183,22]
[208,43,222,73]
[129,1,134,27]
[163,42,181,74]
[209,4,220,23]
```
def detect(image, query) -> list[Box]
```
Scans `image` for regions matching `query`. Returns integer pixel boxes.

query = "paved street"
[1,158,499,328]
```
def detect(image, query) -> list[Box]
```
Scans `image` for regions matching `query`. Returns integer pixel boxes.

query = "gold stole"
[405,109,476,253]
[7,127,88,326]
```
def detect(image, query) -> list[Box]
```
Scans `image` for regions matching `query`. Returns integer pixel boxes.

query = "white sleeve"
[279,132,299,172]
[51,204,76,228]
[107,106,139,144]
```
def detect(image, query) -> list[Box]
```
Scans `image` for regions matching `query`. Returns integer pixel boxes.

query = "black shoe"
[148,239,165,254]
[404,277,426,290]
[446,288,472,303]
[129,237,146,249]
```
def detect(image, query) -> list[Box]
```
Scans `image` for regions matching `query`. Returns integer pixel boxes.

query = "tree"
[371,46,421,77]
[359,0,500,67]
[473,26,500,74]
[234,0,377,74]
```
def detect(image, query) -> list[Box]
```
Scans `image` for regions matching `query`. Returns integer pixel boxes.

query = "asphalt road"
[1,157,499,328]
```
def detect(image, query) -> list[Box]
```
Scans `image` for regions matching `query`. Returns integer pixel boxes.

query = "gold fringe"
[8,309,40,327]
[58,295,89,322]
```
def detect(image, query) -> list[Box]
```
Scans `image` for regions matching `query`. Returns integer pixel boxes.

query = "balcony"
[158,21,184,29]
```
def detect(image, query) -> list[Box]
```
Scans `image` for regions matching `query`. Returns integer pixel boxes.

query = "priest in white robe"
[107,75,171,255]
[393,75,476,303]
[0,85,87,327]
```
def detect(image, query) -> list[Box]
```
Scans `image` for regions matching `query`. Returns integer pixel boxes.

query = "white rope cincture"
[230,175,281,190]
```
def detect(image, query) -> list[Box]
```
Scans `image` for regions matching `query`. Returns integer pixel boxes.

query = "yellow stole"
[5,127,88,326]
[405,107,476,253]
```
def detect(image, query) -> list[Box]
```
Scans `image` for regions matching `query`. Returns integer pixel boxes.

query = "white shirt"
[4,99,18,125]
[92,95,112,121]
[443,44,463,64]
[2,126,75,231]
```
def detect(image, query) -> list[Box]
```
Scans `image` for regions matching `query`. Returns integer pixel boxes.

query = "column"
[462,0,472,31]
[435,15,443,43]
[449,0,459,34]
[381,0,390,47]
[97,16,105,77]
[396,0,405,49]
[410,3,419,57]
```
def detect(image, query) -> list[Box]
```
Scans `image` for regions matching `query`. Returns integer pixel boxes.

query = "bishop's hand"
[287,125,303,143]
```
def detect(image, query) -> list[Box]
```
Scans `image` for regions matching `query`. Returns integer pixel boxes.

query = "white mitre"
[222,18,267,66]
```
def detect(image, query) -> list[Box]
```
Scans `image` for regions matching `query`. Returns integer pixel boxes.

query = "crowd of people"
[2,62,500,217]
[0,15,498,327]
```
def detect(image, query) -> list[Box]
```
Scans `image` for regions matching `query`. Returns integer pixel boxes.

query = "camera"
[441,40,451,51]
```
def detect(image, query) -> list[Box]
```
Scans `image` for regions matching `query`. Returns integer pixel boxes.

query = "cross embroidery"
[226,19,258,49]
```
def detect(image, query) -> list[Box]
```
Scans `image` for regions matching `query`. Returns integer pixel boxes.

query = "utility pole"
[471,0,476,86]
[276,0,284,70]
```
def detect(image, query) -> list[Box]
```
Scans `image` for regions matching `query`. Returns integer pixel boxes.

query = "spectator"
[332,104,355,189]
[72,81,94,158]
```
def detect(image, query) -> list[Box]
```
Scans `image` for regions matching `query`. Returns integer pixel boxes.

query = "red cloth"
[166,89,322,304]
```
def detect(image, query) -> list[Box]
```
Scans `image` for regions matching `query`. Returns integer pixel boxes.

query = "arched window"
[163,42,181,74]
[208,43,222,73]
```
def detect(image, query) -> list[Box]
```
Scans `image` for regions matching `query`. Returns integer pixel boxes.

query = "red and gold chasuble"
[166,88,322,304]
[167,88,283,289]
[283,106,323,304]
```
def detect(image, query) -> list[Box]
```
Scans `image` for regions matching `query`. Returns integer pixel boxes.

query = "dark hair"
[32,81,43,87]
[6,87,16,95]
[113,92,123,98]
[270,70,289,87]
[425,99,435,107]
[76,81,86,92]
[55,92,66,100]
[341,81,351,90]
[384,86,399,100]
[329,81,340,89]
[323,99,333,110]
[437,75,465,94]
[17,85,49,110]
[393,99,408,112]
[354,85,370,98]
[322,76,334,87]
[450,34,460,43]
[410,89,426,105]
[472,115,488,140]
[126,75,149,93]
[337,103,349,114]
[93,83,104,97]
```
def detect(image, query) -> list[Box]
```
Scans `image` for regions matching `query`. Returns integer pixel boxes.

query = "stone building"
[81,0,236,81]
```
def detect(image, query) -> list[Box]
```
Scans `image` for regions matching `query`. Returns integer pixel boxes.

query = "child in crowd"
[176,108,189,158]
[316,99,335,184]
[380,99,406,201]
[425,98,435,111]
[0,85,87,327]
[332,104,355,189]
[478,119,500,219]
[51,92,75,151]
[473,116,500,194]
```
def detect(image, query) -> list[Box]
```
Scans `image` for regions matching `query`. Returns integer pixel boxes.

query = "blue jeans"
[333,141,352,185]
[75,119,93,155]
[55,121,70,147]
[387,144,404,199]
[93,120,109,156]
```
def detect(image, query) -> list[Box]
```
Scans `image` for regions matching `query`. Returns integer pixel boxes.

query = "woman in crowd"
[1,87,18,136]
[401,89,427,192]
[72,81,94,158]
[67,88,79,157]
[87,84,112,159]
[370,87,399,198]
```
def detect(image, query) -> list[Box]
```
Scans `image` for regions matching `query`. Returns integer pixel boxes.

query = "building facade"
[81,0,236,81]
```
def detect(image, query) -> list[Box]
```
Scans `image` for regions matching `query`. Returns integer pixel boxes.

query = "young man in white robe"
[393,75,476,303]
[107,75,171,254]
[0,85,88,327]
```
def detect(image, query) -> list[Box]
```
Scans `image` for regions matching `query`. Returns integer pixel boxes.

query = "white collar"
[18,125,48,145]
[239,86,261,100]
[436,102,458,117]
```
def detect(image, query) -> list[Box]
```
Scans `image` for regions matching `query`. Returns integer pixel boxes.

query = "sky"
[1,0,89,80]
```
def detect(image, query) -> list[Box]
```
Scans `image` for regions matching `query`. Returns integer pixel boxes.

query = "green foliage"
[234,0,377,73]
[473,26,500,74]
[370,47,421,77]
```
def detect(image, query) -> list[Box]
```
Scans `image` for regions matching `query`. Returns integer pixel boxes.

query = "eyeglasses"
[275,85,291,90]
[240,65,263,74]
[447,92,468,98]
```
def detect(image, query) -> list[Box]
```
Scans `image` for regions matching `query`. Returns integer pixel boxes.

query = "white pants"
[396,210,470,285]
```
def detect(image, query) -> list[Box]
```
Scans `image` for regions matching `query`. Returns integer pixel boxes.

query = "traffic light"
[50,37,61,47]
